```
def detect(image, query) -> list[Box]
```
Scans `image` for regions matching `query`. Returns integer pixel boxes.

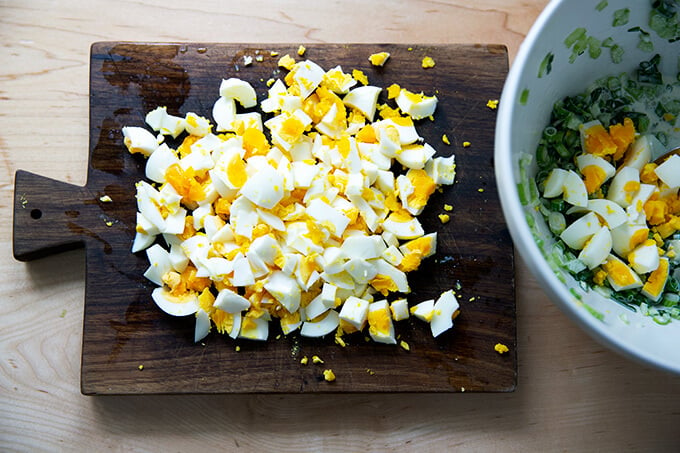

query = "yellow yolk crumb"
[278,54,296,70]
[138,364,144,371]
[494,343,509,354]
[235,346,241,352]
[387,83,401,99]
[312,355,324,364]
[463,141,471,148]
[99,195,113,202]
[421,56,436,68]
[352,69,369,85]
[323,369,336,382]
[297,45,306,56]
[369,52,390,67]
[300,356,309,365]
[399,340,410,351]
[486,99,499,109]
[438,214,450,224]
[442,134,451,145]
[444,204,453,211]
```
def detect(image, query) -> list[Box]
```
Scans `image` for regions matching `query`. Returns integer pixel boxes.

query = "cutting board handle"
[13,170,93,261]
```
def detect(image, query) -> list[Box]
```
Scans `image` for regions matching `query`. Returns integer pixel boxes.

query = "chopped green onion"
[596,0,608,12]
[538,52,554,78]
[613,8,630,27]
[519,88,530,105]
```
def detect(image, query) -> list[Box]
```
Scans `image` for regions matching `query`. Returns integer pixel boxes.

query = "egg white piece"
[145,143,179,183]
[239,164,285,209]
[410,299,434,322]
[300,310,340,337]
[152,287,199,317]
[341,235,385,260]
[185,112,212,137]
[194,308,211,342]
[232,254,256,286]
[578,226,612,270]
[628,240,661,274]
[626,183,657,220]
[374,118,420,145]
[542,168,568,198]
[338,295,370,330]
[586,199,626,229]
[323,65,357,94]
[607,166,640,208]
[343,85,382,122]
[382,214,424,240]
[214,288,251,313]
[430,290,460,337]
[145,106,187,138]
[395,89,438,120]
[367,300,396,344]
[396,143,436,170]
[264,271,302,313]
[372,259,410,293]
[219,78,257,108]
[562,170,589,207]
[390,298,409,321]
[611,222,649,257]
[425,155,456,185]
[291,60,326,99]
[143,244,174,286]
[668,239,680,264]
[305,293,334,321]
[305,198,351,238]
[622,135,653,170]
[131,231,155,254]
[654,154,680,188]
[122,126,159,157]
[212,96,237,132]
[560,212,602,250]
[344,257,379,284]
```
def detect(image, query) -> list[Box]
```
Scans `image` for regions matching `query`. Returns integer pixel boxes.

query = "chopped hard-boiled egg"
[124,51,461,345]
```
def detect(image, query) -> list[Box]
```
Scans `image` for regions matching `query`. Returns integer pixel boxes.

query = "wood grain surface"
[14,42,514,394]
[3,0,680,451]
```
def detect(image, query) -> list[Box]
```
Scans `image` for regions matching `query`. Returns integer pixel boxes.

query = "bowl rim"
[494,0,680,375]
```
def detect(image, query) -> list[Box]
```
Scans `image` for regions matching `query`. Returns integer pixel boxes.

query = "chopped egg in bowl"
[123,50,463,347]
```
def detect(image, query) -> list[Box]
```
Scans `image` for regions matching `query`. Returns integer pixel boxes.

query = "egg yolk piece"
[165,164,205,204]
[406,169,436,210]
[581,165,608,194]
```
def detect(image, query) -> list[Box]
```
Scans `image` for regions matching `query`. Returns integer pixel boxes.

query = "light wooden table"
[2,1,680,451]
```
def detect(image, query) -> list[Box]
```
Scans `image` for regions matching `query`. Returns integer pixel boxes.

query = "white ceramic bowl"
[496,0,680,374]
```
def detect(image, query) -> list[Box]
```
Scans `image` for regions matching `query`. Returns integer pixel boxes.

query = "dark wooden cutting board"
[13,42,515,394]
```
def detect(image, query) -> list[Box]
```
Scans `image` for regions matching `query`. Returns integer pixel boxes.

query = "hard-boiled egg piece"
[300,309,340,337]
[305,198,351,238]
[264,271,301,313]
[611,222,649,257]
[382,211,424,240]
[368,52,390,67]
[214,288,251,313]
[322,65,357,94]
[145,143,179,183]
[430,289,460,337]
[240,164,285,209]
[578,226,612,270]
[586,199,626,229]
[425,155,456,185]
[238,316,269,341]
[152,287,199,317]
[410,299,434,322]
[654,154,680,189]
[575,153,615,194]
[143,244,174,286]
[370,259,410,295]
[542,168,568,198]
[338,295,369,330]
[395,88,437,120]
[194,308,211,342]
[343,86,382,122]
[622,135,653,170]
[562,170,589,207]
[607,166,640,208]
[627,239,660,274]
[367,300,396,344]
[185,112,212,137]
[601,254,643,291]
[396,143,436,170]
[390,298,409,321]
[122,126,159,157]
[560,212,602,250]
[212,96,237,132]
[145,106,186,138]
[641,257,670,302]
[290,60,326,99]
[219,78,257,108]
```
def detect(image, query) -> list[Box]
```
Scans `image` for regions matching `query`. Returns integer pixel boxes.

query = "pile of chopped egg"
[541,118,680,303]
[122,53,460,345]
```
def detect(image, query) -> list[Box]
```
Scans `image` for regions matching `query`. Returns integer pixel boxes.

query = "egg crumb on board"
[494,343,509,354]
[444,204,453,211]
[442,134,450,145]
[300,356,308,365]
[438,214,450,224]
[399,340,410,351]
[463,141,471,148]
[100,195,113,202]
[138,364,144,370]
[123,50,462,347]
[421,56,436,69]
[368,52,390,67]
[312,355,324,364]
[486,99,499,110]
[297,45,306,56]
[323,369,336,381]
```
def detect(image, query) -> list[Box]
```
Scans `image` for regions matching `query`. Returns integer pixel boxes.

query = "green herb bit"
[587,36,602,58]
[610,44,624,64]
[628,26,654,52]
[637,53,663,84]
[650,1,680,42]
[564,27,587,47]
[596,0,608,12]
[519,88,530,105]
[613,8,630,27]
[583,303,605,322]
[538,52,554,78]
